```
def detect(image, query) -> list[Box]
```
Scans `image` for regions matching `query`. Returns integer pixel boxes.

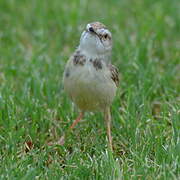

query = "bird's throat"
[77,47,111,63]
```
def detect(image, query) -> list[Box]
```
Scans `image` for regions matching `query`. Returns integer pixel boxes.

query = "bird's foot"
[57,135,65,145]
[48,135,65,146]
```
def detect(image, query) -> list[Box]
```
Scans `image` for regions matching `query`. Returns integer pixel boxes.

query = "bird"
[61,22,119,150]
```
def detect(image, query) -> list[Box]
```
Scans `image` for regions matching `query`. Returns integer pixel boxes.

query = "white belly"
[63,61,117,112]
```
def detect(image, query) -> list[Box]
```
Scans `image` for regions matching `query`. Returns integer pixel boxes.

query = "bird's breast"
[63,58,116,111]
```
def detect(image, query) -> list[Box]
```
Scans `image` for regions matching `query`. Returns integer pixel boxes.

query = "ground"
[0,0,179,179]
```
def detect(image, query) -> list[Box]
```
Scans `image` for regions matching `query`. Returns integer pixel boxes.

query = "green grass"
[0,0,179,179]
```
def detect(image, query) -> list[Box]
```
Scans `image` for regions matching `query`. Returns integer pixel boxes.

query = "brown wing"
[108,64,119,87]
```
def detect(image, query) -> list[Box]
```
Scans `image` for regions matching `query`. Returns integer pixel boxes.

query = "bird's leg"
[104,107,113,151]
[70,112,84,129]
[56,112,84,145]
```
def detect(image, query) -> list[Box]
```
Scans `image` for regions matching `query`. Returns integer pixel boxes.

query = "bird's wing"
[108,64,119,87]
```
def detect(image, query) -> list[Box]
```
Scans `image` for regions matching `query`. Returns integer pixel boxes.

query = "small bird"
[62,22,119,150]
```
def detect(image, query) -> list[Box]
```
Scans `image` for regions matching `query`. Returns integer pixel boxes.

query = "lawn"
[0,0,179,179]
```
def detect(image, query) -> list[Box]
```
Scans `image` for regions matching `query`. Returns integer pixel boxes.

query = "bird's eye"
[104,34,108,39]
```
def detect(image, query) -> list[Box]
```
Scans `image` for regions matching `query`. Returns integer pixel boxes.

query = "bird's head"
[79,22,112,58]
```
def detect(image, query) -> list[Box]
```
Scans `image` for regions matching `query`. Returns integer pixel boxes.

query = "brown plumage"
[108,64,119,87]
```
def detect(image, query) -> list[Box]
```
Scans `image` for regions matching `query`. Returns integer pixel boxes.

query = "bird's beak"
[87,26,99,37]
[86,24,96,34]
[88,27,95,33]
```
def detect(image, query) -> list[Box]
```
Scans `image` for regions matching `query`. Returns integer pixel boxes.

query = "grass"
[0,0,179,179]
